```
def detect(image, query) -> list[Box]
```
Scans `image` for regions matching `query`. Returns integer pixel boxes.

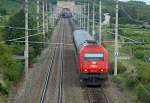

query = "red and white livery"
[73,30,109,85]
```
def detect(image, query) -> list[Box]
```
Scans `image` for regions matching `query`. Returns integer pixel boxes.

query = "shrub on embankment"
[0,9,43,99]
[0,44,23,96]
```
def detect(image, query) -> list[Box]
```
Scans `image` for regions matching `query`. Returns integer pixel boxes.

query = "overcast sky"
[119,0,150,4]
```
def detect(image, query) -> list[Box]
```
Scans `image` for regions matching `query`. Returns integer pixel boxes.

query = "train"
[73,30,109,85]
[59,8,72,18]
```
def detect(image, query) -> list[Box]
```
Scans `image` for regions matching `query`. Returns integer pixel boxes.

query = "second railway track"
[40,19,65,103]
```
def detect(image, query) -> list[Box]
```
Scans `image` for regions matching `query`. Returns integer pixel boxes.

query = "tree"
[4,9,43,63]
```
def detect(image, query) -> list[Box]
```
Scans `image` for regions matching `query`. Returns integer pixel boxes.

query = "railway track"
[39,19,65,103]
[39,45,57,103]
[84,87,110,103]
[58,19,64,103]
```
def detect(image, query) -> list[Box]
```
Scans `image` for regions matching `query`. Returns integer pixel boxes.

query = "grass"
[0,94,7,103]
[95,24,150,103]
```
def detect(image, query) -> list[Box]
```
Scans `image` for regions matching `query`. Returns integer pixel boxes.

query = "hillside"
[1,0,150,24]
[0,0,21,15]
[75,0,150,24]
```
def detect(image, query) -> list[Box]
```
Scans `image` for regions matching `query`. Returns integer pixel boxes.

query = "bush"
[134,50,144,60]
[0,84,8,95]
[136,85,150,103]
[0,44,23,95]
[4,9,43,63]
[136,65,150,84]
[109,61,127,74]
[126,75,137,88]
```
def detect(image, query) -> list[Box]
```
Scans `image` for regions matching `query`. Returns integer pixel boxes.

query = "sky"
[119,0,150,5]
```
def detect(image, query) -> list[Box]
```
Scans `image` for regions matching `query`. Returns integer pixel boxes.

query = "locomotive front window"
[84,53,104,61]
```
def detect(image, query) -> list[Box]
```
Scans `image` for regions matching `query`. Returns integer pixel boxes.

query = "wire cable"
[0,32,42,44]
[106,30,143,43]
[120,6,144,23]
[0,25,41,31]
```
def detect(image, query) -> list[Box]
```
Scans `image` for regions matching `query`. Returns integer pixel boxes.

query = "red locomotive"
[73,30,109,85]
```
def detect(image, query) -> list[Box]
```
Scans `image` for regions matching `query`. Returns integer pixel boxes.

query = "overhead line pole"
[25,0,28,82]
[24,0,28,101]
[82,5,84,29]
[83,4,86,29]
[99,0,102,45]
[49,4,51,29]
[114,0,119,76]
[92,0,95,38]
[45,0,48,33]
[52,5,55,27]
[80,5,82,28]
[87,2,90,33]
[42,0,46,46]
[81,5,83,28]
[37,0,40,33]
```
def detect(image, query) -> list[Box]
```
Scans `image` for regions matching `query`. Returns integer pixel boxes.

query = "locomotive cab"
[79,45,108,85]
[73,30,109,85]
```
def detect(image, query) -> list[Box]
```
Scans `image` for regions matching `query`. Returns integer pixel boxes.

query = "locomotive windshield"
[84,53,104,61]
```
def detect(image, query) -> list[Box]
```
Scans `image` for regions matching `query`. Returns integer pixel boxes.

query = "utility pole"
[80,5,82,28]
[83,4,86,29]
[52,5,56,27]
[99,0,102,45]
[52,5,54,27]
[42,0,46,45]
[25,0,28,82]
[24,0,28,101]
[81,5,83,28]
[114,0,119,76]
[82,5,84,29]
[45,0,48,33]
[87,2,90,33]
[49,4,52,29]
[85,4,87,30]
[92,0,95,38]
[37,0,40,33]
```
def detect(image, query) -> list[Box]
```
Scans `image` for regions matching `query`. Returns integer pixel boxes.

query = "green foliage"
[0,44,23,95]
[9,43,24,55]
[0,8,7,16]
[136,63,150,84]
[4,9,33,42]
[125,75,137,88]
[109,61,127,74]
[0,84,8,95]
[136,85,150,103]
[115,26,150,103]
[134,50,144,60]
[0,0,20,15]
[4,9,43,63]
[76,0,150,24]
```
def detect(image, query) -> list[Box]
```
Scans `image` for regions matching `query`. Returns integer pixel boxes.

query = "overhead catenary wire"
[0,32,43,44]
[0,25,53,31]
[120,5,144,23]
[0,25,40,31]
[13,41,73,46]
[106,30,143,43]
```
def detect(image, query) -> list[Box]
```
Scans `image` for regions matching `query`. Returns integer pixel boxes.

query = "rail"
[58,20,64,103]
[39,21,62,103]
[85,87,111,103]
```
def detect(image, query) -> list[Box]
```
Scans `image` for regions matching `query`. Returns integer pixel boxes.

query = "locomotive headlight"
[84,69,87,72]
[92,61,96,65]
[100,69,104,72]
